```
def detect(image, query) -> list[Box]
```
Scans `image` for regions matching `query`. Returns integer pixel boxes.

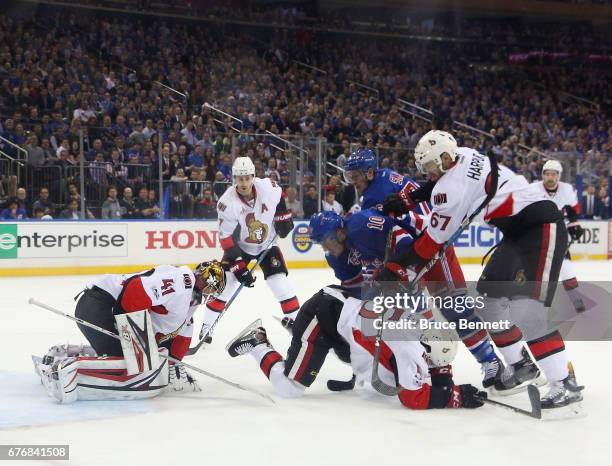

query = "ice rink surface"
[1,262,611,466]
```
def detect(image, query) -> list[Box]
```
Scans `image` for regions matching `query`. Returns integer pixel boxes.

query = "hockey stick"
[371,229,401,396]
[187,235,278,356]
[478,385,542,419]
[28,298,275,403]
[370,152,500,396]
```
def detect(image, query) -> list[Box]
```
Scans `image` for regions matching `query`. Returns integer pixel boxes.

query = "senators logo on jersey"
[244,213,268,244]
[433,193,448,205]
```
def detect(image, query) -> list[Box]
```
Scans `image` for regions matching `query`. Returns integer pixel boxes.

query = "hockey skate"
[481,357,504,389]
[490,348,546,396]
[226,319,270,357]
[541,362,584,415]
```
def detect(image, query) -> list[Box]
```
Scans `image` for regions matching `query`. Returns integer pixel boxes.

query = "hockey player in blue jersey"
[334,152,505,390]
[344,148,432,214]
[309,209,416,298]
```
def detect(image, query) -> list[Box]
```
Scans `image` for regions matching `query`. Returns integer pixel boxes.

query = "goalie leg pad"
[115,310,160,375]
[42,349,169,403]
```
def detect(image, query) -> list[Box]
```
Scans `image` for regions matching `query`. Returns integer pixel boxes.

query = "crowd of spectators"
[0,5,610,221]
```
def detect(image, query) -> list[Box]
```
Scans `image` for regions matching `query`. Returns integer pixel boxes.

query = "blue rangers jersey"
[360,168,431,217]
[324,209,415,296]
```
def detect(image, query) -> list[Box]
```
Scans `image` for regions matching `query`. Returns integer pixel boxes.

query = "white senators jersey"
[532,180,580,213]
[217,177,282,256]
[416,147,551,256]
[325,287,429,391]
[90,265,198,341]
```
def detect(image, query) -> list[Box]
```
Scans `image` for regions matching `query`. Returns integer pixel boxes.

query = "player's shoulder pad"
[346,208,387,231]
[216,187,235,212]
[380,168,405,183]
[254,176,282,197]
[177,267,196,290]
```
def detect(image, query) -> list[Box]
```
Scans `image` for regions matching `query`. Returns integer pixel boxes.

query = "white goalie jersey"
[90,264,198,341]
[217,177,282,256]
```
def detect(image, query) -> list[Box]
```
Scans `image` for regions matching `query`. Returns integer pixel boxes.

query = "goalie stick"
[187,234,278,356]
[371,150,500,396]
[28,298,274,403]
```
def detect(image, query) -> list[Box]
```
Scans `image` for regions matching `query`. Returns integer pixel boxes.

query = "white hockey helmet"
[542,159,563,175]
[420,327,458,367]
[414,130,458,175]
[232,156,255,179]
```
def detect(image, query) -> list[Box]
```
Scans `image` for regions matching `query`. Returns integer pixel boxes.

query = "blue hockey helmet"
[344,149,377,173]
[308,211,345,243]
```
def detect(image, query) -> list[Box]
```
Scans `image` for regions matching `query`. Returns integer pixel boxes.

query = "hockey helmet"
[308,211,345,244]
[194,260,226,295]
[414,130,458,175]
[542,159,563,175]
[420,327,458,367]
[345,149,378,173]
[232,156,255,179]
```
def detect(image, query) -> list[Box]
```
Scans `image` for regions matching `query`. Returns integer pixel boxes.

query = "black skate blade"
[489,372,547,397]
[541,401,586,421]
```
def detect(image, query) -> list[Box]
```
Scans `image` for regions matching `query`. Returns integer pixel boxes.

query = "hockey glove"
[567,222,584,242]
[230,258,256,287]
[374,262,411,283]
[383,191,416,217]
[168,363,201,392]
[274,211,294,238]
[447,384,486,409]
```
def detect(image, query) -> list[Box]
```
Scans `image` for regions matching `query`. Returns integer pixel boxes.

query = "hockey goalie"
[33,261,226,403]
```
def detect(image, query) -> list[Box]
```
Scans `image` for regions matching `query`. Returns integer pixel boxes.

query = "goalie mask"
[194,260,226,295]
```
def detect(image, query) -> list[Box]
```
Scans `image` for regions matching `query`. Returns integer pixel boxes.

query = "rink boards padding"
[0,220,609,277]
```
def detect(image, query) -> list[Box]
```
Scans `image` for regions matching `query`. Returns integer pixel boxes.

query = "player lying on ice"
[381,130,584,410]
[225,284,487,410]
[33,261,226,403]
